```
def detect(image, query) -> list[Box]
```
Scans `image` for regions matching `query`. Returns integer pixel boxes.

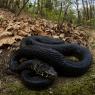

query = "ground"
[0,9,95,95]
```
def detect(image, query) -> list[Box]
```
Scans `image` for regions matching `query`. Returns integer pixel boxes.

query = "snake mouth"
[42,67,57,79]
[32,65,57,79]
[34,69,57,79]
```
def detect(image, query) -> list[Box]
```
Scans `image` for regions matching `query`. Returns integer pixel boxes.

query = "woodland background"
[0,0,95,95]
[0,0,95,27]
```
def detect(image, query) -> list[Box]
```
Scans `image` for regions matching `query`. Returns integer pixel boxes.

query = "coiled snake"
[9,35,92,89]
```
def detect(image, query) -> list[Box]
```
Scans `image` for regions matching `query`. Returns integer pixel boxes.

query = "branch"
[15,0,29,16]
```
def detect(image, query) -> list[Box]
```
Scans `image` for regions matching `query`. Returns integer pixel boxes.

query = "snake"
[9,35,92,89]
[20,36,92,76]
[9,50,57,80]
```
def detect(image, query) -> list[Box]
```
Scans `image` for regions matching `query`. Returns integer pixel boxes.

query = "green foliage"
[86,18,95,26]
[25,3,77,24]
[44,0,53,10]
[64,9,77,24]
[42,8,64,21]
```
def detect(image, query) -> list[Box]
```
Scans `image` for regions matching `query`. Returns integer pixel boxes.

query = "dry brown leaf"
[0,37,16,46]
[0,9,89,48]
[0,31,13,39]
[17,30,28,37]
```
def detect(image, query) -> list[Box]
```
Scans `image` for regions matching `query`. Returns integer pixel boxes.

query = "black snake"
[9,35,92,90]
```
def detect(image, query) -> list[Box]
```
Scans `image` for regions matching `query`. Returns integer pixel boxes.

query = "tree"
[75,0,81,23]
[45,0,53,10]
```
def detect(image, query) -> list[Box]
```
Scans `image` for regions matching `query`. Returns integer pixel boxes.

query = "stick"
[15,0,29,16]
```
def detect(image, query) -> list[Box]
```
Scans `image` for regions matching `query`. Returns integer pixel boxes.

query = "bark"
[82,0,86,21]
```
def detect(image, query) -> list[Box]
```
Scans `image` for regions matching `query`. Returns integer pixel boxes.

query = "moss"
[2,80,54,95]
[57,78,95,95]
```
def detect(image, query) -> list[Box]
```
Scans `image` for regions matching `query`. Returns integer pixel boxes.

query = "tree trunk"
[76,0,81,23]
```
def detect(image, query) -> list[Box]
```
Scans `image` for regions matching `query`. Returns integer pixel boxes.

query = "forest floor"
[0,8,95,95]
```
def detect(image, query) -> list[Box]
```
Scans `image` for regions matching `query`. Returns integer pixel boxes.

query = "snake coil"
[9,35,92,90]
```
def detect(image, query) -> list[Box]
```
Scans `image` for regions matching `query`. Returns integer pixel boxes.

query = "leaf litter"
[0,9,89,49]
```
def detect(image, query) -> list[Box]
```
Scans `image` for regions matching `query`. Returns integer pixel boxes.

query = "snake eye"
[41,73,44,76]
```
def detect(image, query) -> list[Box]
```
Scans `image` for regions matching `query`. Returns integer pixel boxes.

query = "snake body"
[9,35,92,89]
[9,50,57,80]
[20,36,92,76]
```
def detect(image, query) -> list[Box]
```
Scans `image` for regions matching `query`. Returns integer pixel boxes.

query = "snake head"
[30,59,57,80]
[41,66,57,80]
